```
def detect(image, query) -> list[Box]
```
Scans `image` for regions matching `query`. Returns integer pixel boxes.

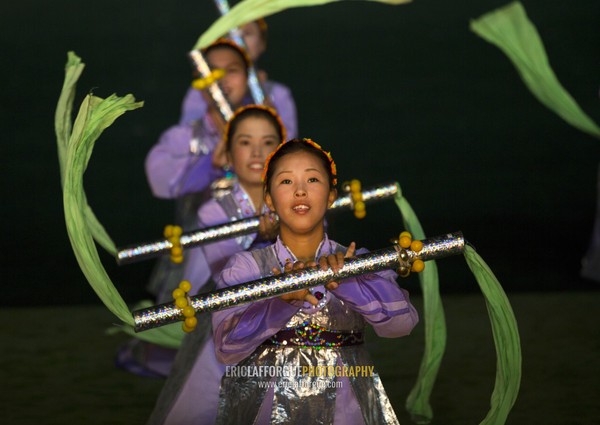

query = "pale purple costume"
[147,183,273,424]
[212,235,419,425]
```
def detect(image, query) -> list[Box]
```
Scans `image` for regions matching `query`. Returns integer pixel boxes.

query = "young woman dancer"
[179,19,298,139]
[212,139,419,424]
[147,105,285,424]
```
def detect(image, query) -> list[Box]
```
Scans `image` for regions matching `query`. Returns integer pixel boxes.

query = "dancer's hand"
[273,259,320,306]
[258,212,279,241]
[317,242,356,290]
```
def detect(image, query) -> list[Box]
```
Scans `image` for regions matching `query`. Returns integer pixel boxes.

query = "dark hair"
[226,106,286,151]
[264,138,336,192]
[203,39,251,72]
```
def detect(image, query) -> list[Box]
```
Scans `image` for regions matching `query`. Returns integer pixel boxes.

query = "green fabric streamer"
[470,1,600,139]
[58,52,188,346]
[55,52,83,184]
[395,185,521,424]
[394,184,445,423]
[55,52,119,255]
[464,245,522,425]
[56,54,143,325]
[194,0,411,50]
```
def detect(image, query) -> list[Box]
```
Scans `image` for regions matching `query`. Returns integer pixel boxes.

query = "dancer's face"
[265,150,336,236]
[206,47,248,108]
[227,116,279,188]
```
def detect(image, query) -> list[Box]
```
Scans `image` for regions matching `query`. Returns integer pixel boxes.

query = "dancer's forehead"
[271,151,328,176]
[230,116,279,141]
[206,46,246,68]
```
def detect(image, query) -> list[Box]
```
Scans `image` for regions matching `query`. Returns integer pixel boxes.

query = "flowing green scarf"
[394,189,521,424]
[470,1,600,139]
[464,245,521,425]
[394,187,445,423]
[58,52,188,348]
[193,0,411,50]
[55,53,119,255]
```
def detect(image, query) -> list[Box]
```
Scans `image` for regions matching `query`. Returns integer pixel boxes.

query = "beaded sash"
[263,320,364,348]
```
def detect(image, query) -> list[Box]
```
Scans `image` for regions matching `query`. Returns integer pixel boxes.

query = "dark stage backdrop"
[2,0,599,306]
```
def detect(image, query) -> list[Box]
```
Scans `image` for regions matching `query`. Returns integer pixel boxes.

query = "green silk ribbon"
[471,1,600,139]
[194,0,411,50]
[464,245,522,425]
[394,186,444,423]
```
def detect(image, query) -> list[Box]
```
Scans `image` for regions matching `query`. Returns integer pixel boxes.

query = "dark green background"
[2,0,599,306]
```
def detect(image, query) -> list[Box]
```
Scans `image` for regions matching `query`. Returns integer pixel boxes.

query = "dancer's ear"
[327,188,337,209]
[264,190,275,212]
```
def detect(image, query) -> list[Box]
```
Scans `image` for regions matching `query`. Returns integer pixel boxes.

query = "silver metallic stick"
[213,0,265,104]
[188,49,234,121]
[132,231,464,332]
[116,182,398,265]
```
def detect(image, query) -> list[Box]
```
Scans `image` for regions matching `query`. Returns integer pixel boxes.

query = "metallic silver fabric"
[216,296,399,425]
[132,232,463,332]
[117,182,399,265]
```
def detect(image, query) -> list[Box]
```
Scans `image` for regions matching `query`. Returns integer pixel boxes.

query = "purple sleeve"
[145,124,222,199]
[212,252,300,365]
[179,87,208,126]
[267,81,298,139]
[198,201,252,281]
[330,248,419,338]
